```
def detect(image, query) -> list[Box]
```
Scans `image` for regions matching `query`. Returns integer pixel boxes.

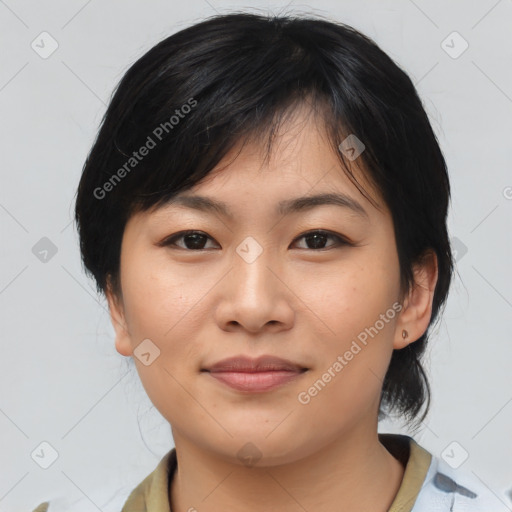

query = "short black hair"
[74,12,454,428]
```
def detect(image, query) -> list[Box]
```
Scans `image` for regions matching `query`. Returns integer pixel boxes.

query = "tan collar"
[120,434,432,511]
[381,433,433,512]
[121,448,175,512]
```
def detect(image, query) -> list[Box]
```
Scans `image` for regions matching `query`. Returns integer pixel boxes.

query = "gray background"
[1,0,511,510]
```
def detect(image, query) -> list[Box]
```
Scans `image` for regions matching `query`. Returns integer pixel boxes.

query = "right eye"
[158,230,220,250]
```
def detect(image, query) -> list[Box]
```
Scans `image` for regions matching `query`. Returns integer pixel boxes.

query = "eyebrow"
[164,192,369,219]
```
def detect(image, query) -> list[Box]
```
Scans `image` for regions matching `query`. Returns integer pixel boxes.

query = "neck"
[169,425,405,512]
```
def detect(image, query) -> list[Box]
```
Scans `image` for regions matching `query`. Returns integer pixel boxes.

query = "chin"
[213,430,311,467]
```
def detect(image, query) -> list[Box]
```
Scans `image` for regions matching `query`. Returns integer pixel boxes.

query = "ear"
[394,250,439,349]
[105,277,133,357]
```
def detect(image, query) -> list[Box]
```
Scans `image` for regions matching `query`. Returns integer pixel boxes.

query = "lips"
[204,355,307,373]
[202,355,308,393]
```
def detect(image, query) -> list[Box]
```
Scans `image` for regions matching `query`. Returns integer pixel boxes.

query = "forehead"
[144,106,387,224]
[171,132,381,214]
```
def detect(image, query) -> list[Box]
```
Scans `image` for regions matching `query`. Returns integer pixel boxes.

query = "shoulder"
[30,485,133,512]
[412,446,510,512]
[30,448,176,512]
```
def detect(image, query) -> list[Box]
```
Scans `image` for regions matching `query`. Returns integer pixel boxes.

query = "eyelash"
[159,229,352,251]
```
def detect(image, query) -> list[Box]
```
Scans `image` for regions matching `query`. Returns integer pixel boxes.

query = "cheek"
[119,249,217,373]
[296,254,399,397]
[120,251,200,340]
[121,259,208,420]
[295,279,397,429]
[299,254,398,337]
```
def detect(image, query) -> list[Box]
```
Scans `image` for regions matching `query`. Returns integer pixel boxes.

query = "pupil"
[307,233,327,249]
[185,233,206,249]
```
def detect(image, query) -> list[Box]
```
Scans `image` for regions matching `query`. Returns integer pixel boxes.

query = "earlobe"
[105,279,133,357]
[394,250,439,350]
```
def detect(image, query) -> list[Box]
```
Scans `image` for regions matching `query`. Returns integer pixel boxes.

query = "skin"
[106,105,438,512]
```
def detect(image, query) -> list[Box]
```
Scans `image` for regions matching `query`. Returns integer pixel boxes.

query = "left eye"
[291,230,349,250]
[160,229,349,251]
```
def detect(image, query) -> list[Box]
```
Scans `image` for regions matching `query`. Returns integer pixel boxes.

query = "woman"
[33,11,506,512]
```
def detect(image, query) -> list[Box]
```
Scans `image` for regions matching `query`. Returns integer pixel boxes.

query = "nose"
[213,243,295,334]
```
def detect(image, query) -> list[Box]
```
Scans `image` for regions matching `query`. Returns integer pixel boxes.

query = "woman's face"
[108,110,411,466]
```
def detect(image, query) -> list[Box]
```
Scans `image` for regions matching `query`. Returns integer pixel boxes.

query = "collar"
[120,433,432,511]
[380,433,433,512]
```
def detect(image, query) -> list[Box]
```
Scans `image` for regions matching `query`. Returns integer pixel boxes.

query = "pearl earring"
[402,329,408,339]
